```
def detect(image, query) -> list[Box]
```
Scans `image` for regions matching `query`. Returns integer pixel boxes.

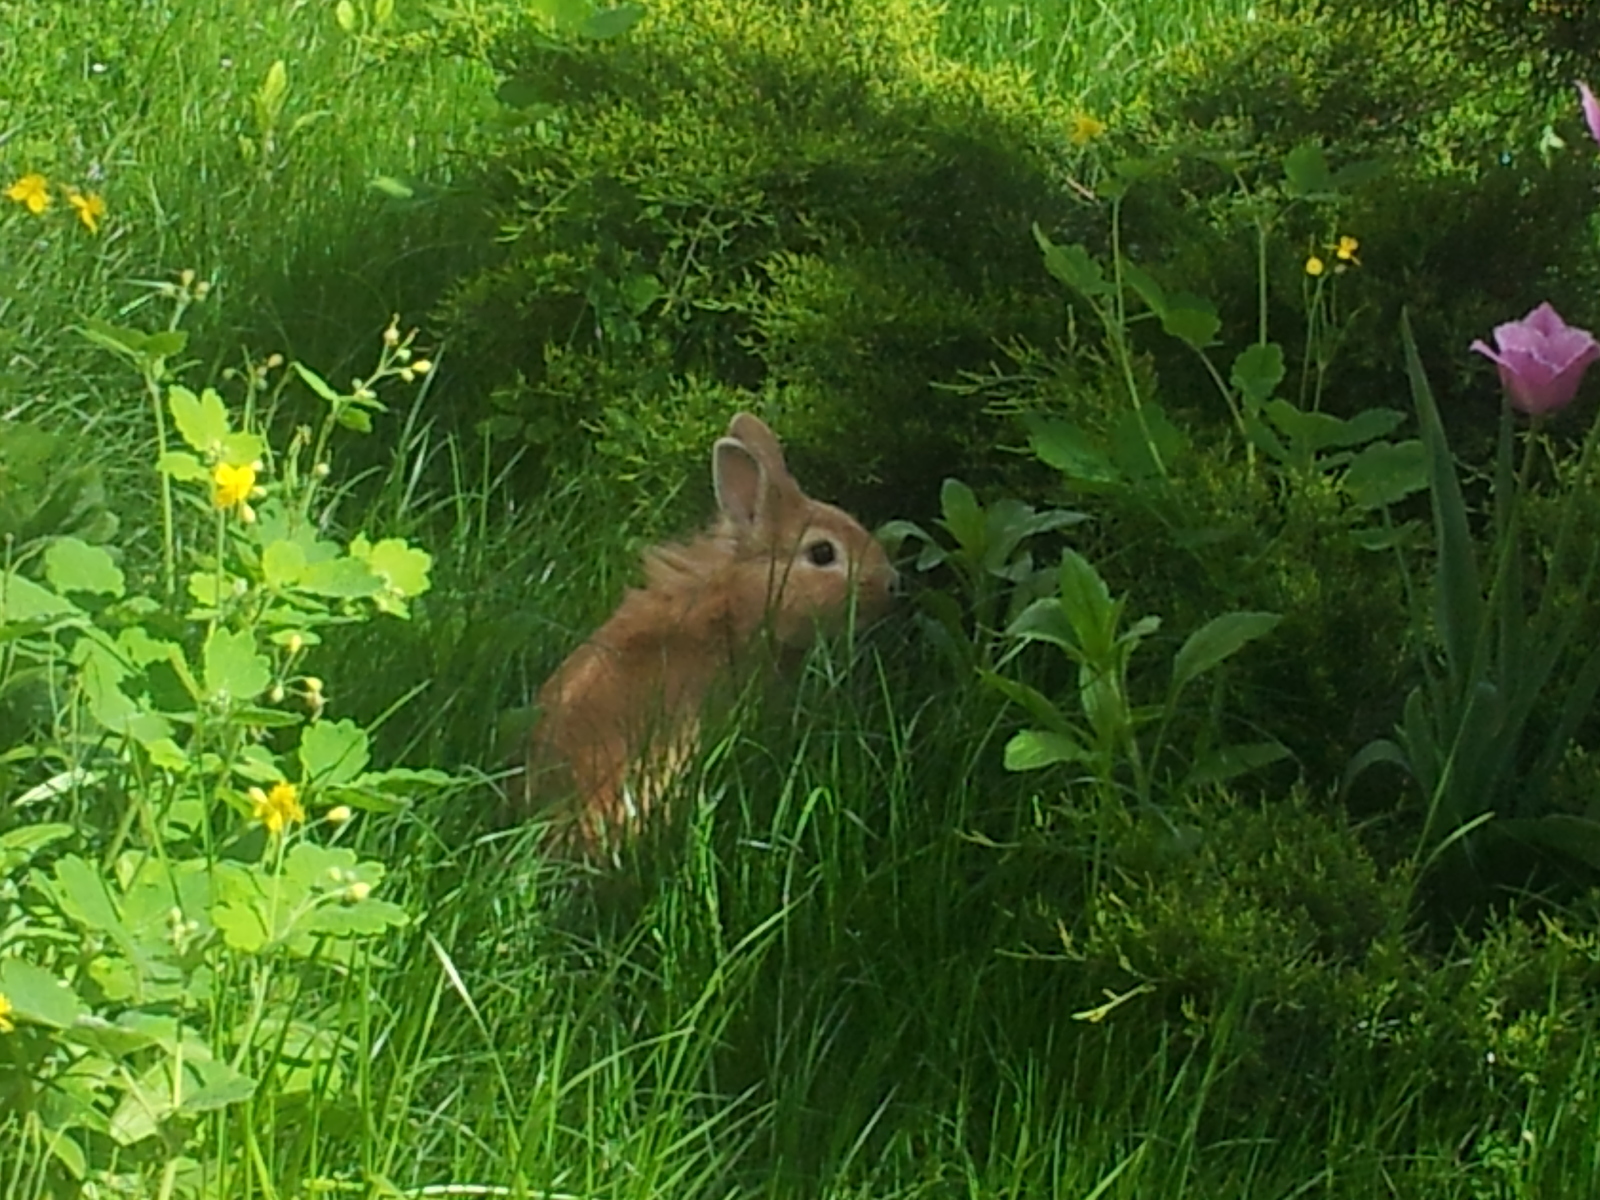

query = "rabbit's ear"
[726,413,791,479]
[714,436,768,529]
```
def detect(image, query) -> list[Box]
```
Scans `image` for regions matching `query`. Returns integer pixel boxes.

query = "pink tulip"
[1579,81,1600,150]
[1471,302,1600,416]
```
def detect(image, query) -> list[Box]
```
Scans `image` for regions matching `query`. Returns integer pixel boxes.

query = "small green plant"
[0,303,461,1195]
[882,477,1088,670]
[984,546,1284,812]
[1348,309,1600,899]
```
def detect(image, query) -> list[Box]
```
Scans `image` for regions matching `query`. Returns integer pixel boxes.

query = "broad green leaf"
[0,958,86,1029]
[310,897,409,937]
[1122,261,1168,317]
[1005,596,1081,653]
[299,556,380,598]
[938,479,984,555]
[179,1057,257,1114]
[52,855,130,941]
[1343,439,1428,509]
[1004,729,1092,771]
[78,319,147,360]
[157,451,209,482]
[1340,407,1407,445]
[45,537,124,597]
[582,2,646,39]
[1171,611,1281,693]
[1,571,80,623]
[350,535,432,599]
[0,822,74,873]
[220,430,266,465]
[1231,343,1286,412]
[300,718,370,787]
[335,0,357,31]
[1025,417,1121,489]
[1283,142,1336,196]
[1033,225,1110,297]
[1056,549,1115,650]
[1159,293,1221,350]
[168,386,230,456]
[256,59,288,127]
[143,330,188,359]
[203,626,271,705]
[1110,403,1185,481]
[261,539,307,588]
[1185,741,1290,787]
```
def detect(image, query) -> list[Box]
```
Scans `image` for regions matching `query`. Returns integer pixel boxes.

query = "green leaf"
[1,571,80,624]
[1402,310,1482,690]
[45,537,124,597]
[143,330,189,359]
[1056,550,1116,651]
[1231,343,1286,412]
[1343,439,1429,509]
[0,822,74,873]
[1004,729,1092,771]
[300,718,371,787]
[179,1057,258,1114]
[156,451,209,482]
[350,535,432,599]
[261,539,307,588]
[0,958,86,1029]
[335,0,357,31]
[1122,262,1168,317]
[1025,417,1121,489]
[1160,293,1221,350]
[52,855,131,942]
[581,2,646,39]
[1005,596,1081,654]
[1185,741,1290,787]
[168,386,230,455]
[77,318,149,362]
[1033,225,1110,298]
[299,556,380,598]
[1171,611,1281,694]
[291,361,343,403]
[1283,142,1336,196]
[203,627,271,705]
[938,479,984,555]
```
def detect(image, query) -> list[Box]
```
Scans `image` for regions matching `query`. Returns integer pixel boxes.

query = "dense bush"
[433,0,1094,523]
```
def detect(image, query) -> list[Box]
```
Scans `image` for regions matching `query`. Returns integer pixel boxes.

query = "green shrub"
[434,0,1092,516]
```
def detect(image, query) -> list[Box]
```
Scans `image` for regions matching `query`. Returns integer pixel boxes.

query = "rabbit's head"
[696,412,897,647]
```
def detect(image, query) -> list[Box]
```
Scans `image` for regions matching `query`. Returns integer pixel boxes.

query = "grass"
[5,0,1600,1198]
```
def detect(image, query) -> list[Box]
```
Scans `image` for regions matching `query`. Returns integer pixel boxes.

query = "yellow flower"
[0,991,14,1033]
[1069,113,1106,146]
[1305,255,1326,277]
[250,782,306,835]
[211,461,257,509]
[1335,235,1360,264]
[5,173,50,214]
[67,189,106,234]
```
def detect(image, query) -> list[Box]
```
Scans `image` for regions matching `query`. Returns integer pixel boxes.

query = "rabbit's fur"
[526,412,898,854]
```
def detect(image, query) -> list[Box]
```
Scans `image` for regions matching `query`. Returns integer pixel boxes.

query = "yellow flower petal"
[1305,255,1326,277]
[5,173,51,215]
[1335,235,1360,263]
[68,189,106,234]
[1069,113,1106,146]
[252,781,305,835]
[211,461,257,510]
[0,991,14,1033]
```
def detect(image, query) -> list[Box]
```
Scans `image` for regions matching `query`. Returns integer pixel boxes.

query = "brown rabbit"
[525,412,898,855]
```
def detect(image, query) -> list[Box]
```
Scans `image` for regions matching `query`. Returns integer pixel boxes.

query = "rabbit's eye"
[805,539,838,567]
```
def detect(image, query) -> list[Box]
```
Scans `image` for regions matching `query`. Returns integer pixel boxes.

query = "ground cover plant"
[5,0,1600,1197]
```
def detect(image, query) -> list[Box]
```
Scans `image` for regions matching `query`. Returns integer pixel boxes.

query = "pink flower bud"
[1470,302,1599,416]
